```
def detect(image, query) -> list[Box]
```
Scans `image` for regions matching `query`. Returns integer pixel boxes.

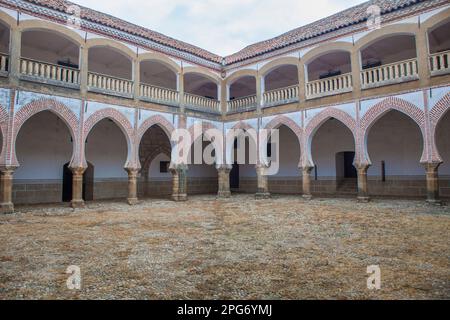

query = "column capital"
[422,161,442,171]
[354,162,371,171]
[216,164,232,172]
[0,165,18,173]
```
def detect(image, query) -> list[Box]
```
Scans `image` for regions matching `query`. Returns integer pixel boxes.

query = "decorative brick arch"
[137,115,175,146]
[305,107,357,139]
[264,115,303,168]
[264,115,302,146]
[360,96,426,164]
[12,98,79,166]
[0,105,10,164]
[304,107,357,166]
[83,108,135,167]
[429,93,450,163]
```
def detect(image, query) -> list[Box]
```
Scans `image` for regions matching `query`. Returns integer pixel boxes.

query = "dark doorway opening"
[230,163,240,189]
[62,162,95,202]
[343,152,357,178]
[336,151,357,179]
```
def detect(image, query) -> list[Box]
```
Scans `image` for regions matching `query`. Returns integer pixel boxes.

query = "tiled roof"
[1,0,447,67]
[225,0,447,64]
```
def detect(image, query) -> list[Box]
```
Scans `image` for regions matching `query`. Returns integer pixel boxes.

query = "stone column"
[133,58,140,99]
[416,29,430,86]
[255,165,270,199]
[302,166,314,200]
[178,72,185,112]
[70,167,86,209]
[297,60,306,102]
[9,28,22,86]
[126,168,139,205]
[170,164,188,201]
[79,46,89,96]
[256,74,263,113]
[350,49,362,93]
[0,167,15,214]
[356,163,370,202]
[217,165,231,198]
[424,162,441,205]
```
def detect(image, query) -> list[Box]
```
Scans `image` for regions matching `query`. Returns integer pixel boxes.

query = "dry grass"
[0,195,449,300]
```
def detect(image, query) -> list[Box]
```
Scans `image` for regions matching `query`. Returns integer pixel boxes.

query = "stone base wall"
[187,177,218,195]
[11,176,450,204]
[13,180,62,204]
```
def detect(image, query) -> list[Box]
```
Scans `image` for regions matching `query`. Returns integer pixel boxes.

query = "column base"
[71,200,85,209]
[172,194,187,202]
[255,192,271,200]
[0,202,14,214]
[127,198,139,206]
[302,194,313,200]
[217,191,231,198]
[357,196,371,203]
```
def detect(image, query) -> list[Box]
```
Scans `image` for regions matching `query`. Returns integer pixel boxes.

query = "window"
[160,161,170,173]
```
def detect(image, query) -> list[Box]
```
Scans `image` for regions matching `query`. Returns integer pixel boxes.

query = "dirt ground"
[0,195,449,300]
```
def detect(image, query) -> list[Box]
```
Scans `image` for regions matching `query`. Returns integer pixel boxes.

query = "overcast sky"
[71,0,365,56]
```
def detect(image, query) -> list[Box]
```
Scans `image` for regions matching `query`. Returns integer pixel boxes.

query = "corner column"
[424,162,441,205]
[70,166,86,208]
[255,164,270,199]
[0,167,15,214]
[125,168,139,205]
[170,164,188,201]
[356,163,370,202]
[217,165,232,198]
[301,166,313,200]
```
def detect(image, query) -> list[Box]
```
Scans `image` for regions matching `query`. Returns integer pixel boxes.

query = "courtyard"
[0,195,448,300]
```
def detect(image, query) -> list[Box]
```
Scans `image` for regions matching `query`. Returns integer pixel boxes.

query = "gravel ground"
[0,195,449,300]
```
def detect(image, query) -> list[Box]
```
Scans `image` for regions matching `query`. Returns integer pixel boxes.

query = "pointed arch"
[12,98,79,166]
[361,96,426,163]
[83,108,135,167]
[304,107,357,166]
[137,115,175,145]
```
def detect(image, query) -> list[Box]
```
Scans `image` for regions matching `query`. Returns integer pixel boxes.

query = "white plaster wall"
[272,126,301,177]
[149,153,171,179]
[86,119,128,179]
[15,111,72,180]
[312,119,355,178]
[436,111,450,176]
[367,111,424,177]
[187,141,218,178]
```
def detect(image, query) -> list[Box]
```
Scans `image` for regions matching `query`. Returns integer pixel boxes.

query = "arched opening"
[306,51,352,98]
[360,34,418,88]
[138,125,172,199]
[20,29,80,85]
[266,125,301,194]
[229,75,256,100]
[230,131,258,193]
[85,119,128,200]
[14,111,73,204]
[366,110,424,198]
[307,51,351,82]
[264,65,298,91]
[0,20,10,73]
[428,19,450,75]
[88,46,133,96]
[140,60,177,90]
[187,136,218,195]
[435,110,450,199]
[88,46,132,80]
[311,118,356,196]
[428,19,450,54]
[184,73,218,99]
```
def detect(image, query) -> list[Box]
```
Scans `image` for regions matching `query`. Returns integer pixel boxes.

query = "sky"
[71,0,365,56]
